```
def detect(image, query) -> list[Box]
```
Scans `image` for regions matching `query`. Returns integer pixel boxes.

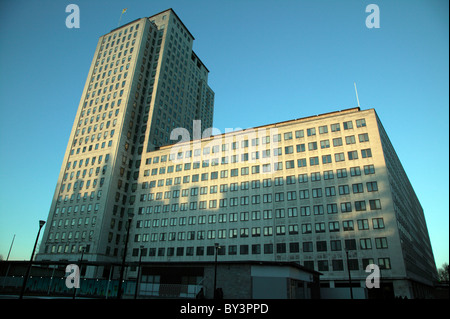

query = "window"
[358,219,369,230]
[310,157,319,166]
[323,171,334,180]
[331,123,340,132]
[316,241,327,252]
[252,211,261,220]
[284,132,292,140]
[373,218,385,229]
[327,204,338,214]
[264,244,273,254]
[220,184,228,193]
[325,186,336,197]
[356,118,366,127]
[313,205,324,215]
[295,130,304,138]
[252,195,260,204]
[298,173,308,183]
[285,145,294,154]
[361,148,372,158]
[364,165,375,175]
[345,135,356,145]
[348,151,358,160]
[297,158,307,167]
[341,202,352,213]
[322,154,332,164]
[303,242,313,252]
[343,220,354,231]
[369,199,382,210]
[333,137,343,147]
[288,207,298,217]
[319,125,328,134]
[320,140,330,149]
[307,128,316,136]
[335,153,345,162]
[299,190,309,199]
[287,191,297,201]
[355,200,366,211]
[375,237,388,249]
[312,188,322,198]
[276,226,286,235]
[330,240,342,251]
[359,133,369,142]
[301,206,311,216]
[345,239,357,251]
[296,144,306,153]
[263,194,272,203]
[302,223,312,234]
[337,168,347,178]
[263,227,273,237]
[360,238,372,250]
[348,167,360,177]
[315,223,325,233]
[311,172,321,181]
[285,160,295,169]
[352,183,364,193]
[378,258,391,269]
[329,221,339,232]
[286,175,296,185]
[338,185,350,195]
[308,142,318,151]
[263,210,272,219]
[343,121,353,130]
[367,181,378,192]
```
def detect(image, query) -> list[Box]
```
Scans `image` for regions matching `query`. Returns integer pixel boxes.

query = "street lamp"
[134,245,144,299]
[345,248,354,300]
[213,243,220,299]
[19,220,45,299]
[117,212,134,299]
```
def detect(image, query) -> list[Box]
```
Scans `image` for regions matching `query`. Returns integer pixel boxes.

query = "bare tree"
[438,263,449,282]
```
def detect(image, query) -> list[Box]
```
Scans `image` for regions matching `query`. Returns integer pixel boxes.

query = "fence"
[0,275,202,299]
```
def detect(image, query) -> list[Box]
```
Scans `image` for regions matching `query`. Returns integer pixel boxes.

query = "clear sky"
[0,0,448,269]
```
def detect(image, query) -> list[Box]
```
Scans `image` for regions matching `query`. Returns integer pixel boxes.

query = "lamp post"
[117,212,134,299]
[73,246,85,299]
[213,243,220,299]
[19,220,45,299]
[345,249,354,299]
[134,245,144,299]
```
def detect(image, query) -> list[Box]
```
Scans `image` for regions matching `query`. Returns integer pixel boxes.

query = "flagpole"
[117,8,127,27]
[117,12,124,27]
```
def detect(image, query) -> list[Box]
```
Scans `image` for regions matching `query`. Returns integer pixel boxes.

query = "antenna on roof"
[354,82,360,107]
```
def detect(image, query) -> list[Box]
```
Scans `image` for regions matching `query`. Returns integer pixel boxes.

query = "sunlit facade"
[36,8,437,299]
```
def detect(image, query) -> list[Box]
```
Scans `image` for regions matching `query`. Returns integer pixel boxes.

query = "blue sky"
[0,0,448,268]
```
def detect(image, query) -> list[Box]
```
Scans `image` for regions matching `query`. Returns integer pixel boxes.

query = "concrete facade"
[35,8,437,299]
[37,9,214,268]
